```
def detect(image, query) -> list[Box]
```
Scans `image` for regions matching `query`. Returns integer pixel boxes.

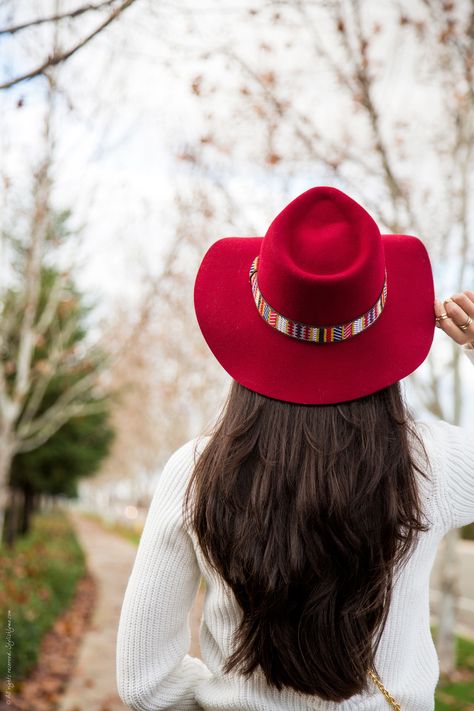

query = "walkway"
[57,512,204,711]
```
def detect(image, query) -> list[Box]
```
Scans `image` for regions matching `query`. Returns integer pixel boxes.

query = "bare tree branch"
[15,316,78,433]
[343,0,419,232]
[35,272,70,336]
[12,107,54,410]
[423,354,445,420]
[0,0,118,36]
[0,362,13,420]
[16,398,110,453]
[0,0,139,91]
[16,352,110,441]
[221,46,397,230]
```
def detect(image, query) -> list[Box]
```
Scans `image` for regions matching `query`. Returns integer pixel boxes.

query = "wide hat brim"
[194,234,435,404]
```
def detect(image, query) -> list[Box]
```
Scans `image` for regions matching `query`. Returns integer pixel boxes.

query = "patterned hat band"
[249,255,388,344]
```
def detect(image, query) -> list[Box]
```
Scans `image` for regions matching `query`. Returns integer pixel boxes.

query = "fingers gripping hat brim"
[194,234,435,404]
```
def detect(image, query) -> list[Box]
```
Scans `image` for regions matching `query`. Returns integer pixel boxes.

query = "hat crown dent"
[257,186,386,326]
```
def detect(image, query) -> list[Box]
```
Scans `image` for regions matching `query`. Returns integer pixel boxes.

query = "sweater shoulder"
[156,433,212,496]
[164,433,211,473]
[413,417,474,531]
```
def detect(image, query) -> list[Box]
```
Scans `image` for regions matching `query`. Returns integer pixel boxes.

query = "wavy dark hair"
[184,379,432,702]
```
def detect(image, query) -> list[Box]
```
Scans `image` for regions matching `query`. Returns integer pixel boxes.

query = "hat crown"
[257,186,386,325]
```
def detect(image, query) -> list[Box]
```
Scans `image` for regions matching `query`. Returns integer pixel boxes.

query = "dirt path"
[57,511,203,711]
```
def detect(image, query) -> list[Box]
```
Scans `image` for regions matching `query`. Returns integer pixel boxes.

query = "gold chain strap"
[367,668,401,710]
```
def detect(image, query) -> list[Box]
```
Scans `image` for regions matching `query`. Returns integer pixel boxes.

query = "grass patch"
[82,511,143,546]
[461,523,474,541]
[0,509,86,690]
[432,626,474,709]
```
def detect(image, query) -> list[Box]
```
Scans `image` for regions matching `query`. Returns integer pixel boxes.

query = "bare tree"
[0,0,140,91]
[0,80,109,540]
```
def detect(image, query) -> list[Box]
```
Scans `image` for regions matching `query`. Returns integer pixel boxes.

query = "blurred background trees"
[1,0,473,681]
[0,79,116,546]
[6,260,115,542]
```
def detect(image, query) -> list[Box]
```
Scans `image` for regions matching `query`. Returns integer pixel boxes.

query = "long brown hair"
[184,379,432,702]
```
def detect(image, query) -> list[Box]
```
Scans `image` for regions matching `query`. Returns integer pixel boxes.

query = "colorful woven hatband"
[249,255,388,344]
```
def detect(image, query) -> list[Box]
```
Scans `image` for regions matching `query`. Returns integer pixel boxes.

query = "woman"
[116,187,474,710]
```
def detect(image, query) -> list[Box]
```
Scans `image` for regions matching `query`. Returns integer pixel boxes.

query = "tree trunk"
[0,430,16,545]
[20,483,35,536]
[3,487,22,548]
[436,529,459,679]
[436,346,463,677]
[32,491,40,514]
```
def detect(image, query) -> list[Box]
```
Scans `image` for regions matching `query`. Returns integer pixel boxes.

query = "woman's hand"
[434,291,474,346]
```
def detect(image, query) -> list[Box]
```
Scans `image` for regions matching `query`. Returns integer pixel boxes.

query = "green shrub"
[0,509,86,688]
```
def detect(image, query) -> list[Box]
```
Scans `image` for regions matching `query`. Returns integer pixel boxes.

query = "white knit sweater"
[116,346,474,711]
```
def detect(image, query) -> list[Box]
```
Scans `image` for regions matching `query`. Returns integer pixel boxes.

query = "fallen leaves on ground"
[0,572,97,711]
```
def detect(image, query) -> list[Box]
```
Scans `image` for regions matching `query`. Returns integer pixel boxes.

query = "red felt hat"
[194,186,435,404]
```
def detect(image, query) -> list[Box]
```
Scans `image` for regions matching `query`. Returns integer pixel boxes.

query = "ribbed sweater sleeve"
[116,437,211,711]
[434,344,474,530]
